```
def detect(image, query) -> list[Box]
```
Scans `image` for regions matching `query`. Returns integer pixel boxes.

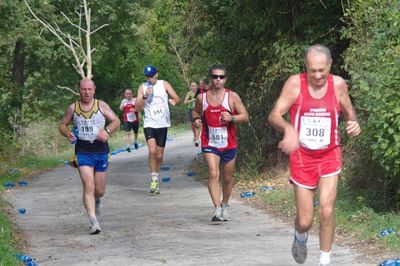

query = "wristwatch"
[105,128,111,134]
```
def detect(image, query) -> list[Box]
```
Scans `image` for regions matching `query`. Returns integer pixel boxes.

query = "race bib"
[127,112,136,122]
[76,119,100,143]
[150,104,165,120]
[299,116,331,150]
[208,126,228,148]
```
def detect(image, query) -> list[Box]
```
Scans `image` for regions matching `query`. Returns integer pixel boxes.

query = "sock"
[319,250,331,264]
[151,172,159,181]
[295,230,308,242]
[89,216,98,226]
[221,202,229,208]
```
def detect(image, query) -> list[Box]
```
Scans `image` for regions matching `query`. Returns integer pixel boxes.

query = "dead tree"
[24,0,108,94]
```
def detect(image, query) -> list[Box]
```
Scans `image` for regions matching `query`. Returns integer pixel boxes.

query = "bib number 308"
[299,116,331,150]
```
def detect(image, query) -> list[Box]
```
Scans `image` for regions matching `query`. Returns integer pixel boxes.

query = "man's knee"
[95,187,105,198]
[297,213,313,231]
[208,168,219,180]
[319,204,334,222]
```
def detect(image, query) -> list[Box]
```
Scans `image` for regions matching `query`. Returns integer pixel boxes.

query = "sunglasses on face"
[211,74,226,80]
[145,75,155,78]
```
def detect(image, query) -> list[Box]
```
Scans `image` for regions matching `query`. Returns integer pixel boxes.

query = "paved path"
[8,133,375,265]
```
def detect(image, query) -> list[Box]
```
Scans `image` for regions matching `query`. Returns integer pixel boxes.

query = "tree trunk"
[12,38,25,87]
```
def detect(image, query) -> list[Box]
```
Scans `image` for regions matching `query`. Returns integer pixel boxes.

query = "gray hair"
[304,44,332,63]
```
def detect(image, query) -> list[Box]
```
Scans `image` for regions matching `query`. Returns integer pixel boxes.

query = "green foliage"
[341,0,400,205]
[0,200,20,266]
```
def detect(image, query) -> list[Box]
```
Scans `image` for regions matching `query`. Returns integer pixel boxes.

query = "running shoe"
[291,232,308,264]
[211,207,223,222]
[149,180,160,194]
[90,220,101,235]
[95,198,102,216]
[221,203,231,221]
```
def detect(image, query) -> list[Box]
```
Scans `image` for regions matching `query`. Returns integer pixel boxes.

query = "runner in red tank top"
[192,64,249,222]
[268,45,361,265]
[200,88,237,151]
[119,89,140,151]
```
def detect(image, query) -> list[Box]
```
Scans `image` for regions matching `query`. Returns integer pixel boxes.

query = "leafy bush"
[342,0,400,206]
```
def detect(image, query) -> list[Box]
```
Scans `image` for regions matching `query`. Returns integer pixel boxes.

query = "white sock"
[89,216,98,226]
[151,172,158,181]
[295,230,308,242]
[319,250,331,265]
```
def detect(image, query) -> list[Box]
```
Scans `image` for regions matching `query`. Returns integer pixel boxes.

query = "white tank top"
[143,80,170,128]
[73,99,106,143]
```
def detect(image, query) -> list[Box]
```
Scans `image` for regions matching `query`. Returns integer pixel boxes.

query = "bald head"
[79,78,95,89]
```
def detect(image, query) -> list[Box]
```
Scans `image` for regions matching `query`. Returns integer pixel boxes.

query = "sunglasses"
[211,74,226,80]
[145,74,155,78]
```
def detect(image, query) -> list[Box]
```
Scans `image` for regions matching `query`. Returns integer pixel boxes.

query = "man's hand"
[346,120,361,136]
[97,129,109,143]
[278,126,299,154]
[220,111,232,124]
[193,118,202,128]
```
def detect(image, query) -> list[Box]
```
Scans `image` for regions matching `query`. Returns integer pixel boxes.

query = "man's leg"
[294,185,315,233]
[78,166,101,234]
[94,171,107,216]
[292,185,314,263]
[221,158,235,221]
[318,175,339,264]
[155,146,165,172]
[78,166,96,217]
[204,152,221,207]
[203,152,224,221]
[221,158,235,205]
[147,138,158,172]
[125,130,133,150]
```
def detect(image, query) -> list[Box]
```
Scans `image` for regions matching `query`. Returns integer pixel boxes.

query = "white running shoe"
[211,207,223,222]
[90,219,101,235]
[221,203,231,221]
[292,232,308,264]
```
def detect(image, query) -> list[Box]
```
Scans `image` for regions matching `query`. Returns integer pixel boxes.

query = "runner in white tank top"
[135,65,180,194]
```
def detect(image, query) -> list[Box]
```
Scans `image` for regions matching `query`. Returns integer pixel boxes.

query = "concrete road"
[8,133,376,265]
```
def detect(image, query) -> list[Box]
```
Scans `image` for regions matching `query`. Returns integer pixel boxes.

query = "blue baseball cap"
[144,65,157,76]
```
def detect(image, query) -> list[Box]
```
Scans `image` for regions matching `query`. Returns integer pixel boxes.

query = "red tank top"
[290,73,340,155]
[123,99,139,123]
[201,89,237,150]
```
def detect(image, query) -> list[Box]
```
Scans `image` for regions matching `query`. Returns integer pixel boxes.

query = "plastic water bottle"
[260,186,274,192]
[147,82,154,103]
[18,181,28,187]
[18,208,26,214]
[380,259,400,266]
[4,181,14,188]
[162,176,170,183]
[378,228,396,237]
[240,191,256,198]
[71,126,79,145]
[160,165,170,171]
[187,171,196,177]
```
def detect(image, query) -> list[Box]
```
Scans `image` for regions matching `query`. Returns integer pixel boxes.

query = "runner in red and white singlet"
[268,45,361,265]
[289,73,342,189]
[192,64,249,223]
[201,88,237,151]
[119,89,139,151]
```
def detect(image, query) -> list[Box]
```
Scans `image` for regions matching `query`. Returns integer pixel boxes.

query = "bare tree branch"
[57,85,79,95]
[168,37,190,89]
[24,0,108,81]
